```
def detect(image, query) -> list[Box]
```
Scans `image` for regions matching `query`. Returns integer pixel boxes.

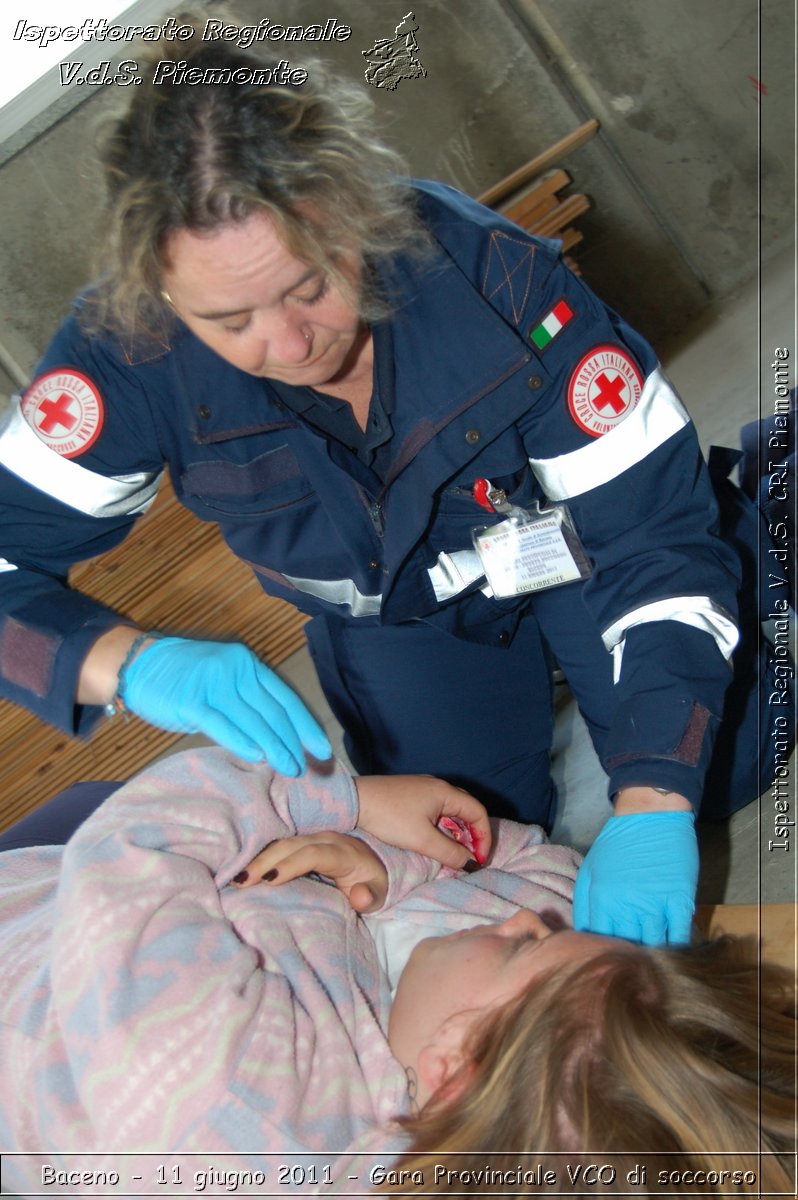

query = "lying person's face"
[162,211,365,387]
[388,910,628,1107]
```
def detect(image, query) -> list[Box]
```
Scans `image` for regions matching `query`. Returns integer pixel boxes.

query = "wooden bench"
[478,118,599,272]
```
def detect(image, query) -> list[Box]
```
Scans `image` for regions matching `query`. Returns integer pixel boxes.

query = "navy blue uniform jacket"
[0,182,740,807]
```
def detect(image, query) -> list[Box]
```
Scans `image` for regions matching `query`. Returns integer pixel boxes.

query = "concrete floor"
[272,254,796,907]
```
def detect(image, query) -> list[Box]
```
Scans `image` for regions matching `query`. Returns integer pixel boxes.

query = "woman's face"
[388,910,626,1106]
[161,211,366,387]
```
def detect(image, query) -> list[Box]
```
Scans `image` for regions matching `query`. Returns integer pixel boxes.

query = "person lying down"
[0,749,793,1197]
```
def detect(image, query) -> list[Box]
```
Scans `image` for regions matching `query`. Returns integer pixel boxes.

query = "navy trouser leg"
[306,612,558,827]
[0,781,122,851]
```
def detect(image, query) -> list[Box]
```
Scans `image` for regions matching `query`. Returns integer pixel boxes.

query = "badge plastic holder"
[471,488,592,598]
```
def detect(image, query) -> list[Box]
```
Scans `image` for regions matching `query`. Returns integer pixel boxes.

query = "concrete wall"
[0,0,793,380]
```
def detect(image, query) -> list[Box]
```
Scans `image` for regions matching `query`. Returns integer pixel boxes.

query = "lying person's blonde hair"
[388,935,795,1196]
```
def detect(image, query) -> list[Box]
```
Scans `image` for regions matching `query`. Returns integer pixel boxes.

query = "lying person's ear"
[417,1011,478,1105]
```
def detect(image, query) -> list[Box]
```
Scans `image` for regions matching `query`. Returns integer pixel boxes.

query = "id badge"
[472,484,592,597]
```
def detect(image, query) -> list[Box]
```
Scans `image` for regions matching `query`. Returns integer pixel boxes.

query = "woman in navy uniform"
[0,27,786,944]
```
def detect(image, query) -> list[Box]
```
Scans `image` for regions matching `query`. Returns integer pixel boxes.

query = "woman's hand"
[354,774,491,868]
[233,832,389,913]
[573,809,698,945]
[119,636,332,775]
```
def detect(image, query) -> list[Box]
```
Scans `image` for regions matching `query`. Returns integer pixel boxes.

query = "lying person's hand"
[354,775,491,868]
[233,832,389,913]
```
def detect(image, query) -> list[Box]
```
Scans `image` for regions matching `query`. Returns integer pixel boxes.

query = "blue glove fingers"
[251,663,332,760]
[664,898,696,945]
[222,657,309,773]
[206,651,328,773]
[574,878,664,942]
[605,913,650,942]
[572,872,620,937]
[588,911,629,938]
[196,706,301,775]
[573,812,698,946]
[636,912,669,946]
[121,638,318,774]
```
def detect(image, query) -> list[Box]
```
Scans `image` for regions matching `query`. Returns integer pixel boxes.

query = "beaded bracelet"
[104,631,160,718]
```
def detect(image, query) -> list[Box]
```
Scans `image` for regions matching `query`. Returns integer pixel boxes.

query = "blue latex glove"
[121,637,332,776]
[573,811,698,945]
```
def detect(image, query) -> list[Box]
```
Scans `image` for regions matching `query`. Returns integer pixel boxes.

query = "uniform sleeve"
[422,183,740,809]
[518,253,739,806]
[0,312,167,734]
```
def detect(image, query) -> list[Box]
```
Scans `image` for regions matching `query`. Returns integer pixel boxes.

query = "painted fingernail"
[262,868,278,882]
[463,859,481,874]
[233,870,249,885]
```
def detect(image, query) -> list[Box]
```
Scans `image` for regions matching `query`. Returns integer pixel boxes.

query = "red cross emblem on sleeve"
[567,345,643,437]
[21,369,104,457]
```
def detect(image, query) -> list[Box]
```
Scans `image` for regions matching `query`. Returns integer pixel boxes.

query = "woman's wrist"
[77,625,153,706]
[614,785,693,816]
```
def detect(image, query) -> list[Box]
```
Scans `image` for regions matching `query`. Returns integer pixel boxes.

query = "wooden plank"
[526,193,591,239]
[498,168,570,227]
[560,228,584,252]
[477,118,599,209]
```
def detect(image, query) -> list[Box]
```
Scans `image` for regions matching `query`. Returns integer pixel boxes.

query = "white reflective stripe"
[0,401,162,518]
[282,573,382,617]
[603,596,740,683]
[529,366,690,500]
[0,559,18,573]
[287,549,491,617]
[428,549,486,602]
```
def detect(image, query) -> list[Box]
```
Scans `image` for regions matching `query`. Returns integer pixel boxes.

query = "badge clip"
[473,478,526,522]
[471,480,592,597]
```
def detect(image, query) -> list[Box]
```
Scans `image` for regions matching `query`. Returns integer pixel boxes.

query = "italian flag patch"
[529,299,574,350]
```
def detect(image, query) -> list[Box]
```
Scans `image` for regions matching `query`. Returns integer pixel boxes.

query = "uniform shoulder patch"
[481,231,536,324]
[21,369,104,458]
[567,344,643,437]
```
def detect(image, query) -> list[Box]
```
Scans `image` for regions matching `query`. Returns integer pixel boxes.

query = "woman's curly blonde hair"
[85,11,427,341]
[386,935,796,1197]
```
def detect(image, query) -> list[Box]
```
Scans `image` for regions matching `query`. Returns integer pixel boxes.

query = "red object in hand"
[438,815,485,863]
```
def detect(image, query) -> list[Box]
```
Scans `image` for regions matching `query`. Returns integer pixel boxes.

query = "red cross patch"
[567,345,643,438]
[21,369,104,458]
